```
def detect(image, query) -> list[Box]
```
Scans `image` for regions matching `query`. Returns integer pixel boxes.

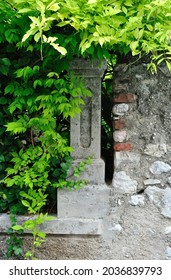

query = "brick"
[113,119,125,130]
[114,143,133,151]
[114,93,136,103]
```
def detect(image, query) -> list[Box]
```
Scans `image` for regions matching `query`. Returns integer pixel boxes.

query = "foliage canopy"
[4,0,171,69]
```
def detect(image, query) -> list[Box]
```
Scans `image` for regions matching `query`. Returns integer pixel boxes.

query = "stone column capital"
[70,59,107,78]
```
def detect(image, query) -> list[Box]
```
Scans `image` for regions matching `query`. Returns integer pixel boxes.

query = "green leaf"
[12,225,24,231]
[5,29,19,43]
[36,0,46,12]
[80,41,91,54]
[1,58,11,66]
[0,127,5,135]
[0,65,9,75]
[166,60,171,72]
[27,45,34,52]
[0,97,8,104]
[9,101,23,114]
[86,157,92,165]
[14,248,23,255]
[37,231,46,238]
[21,200,30,208]
[34,32,41,42]
[130,41,139,51]
[22,27,39,42]
[15,68,24,78]
[5,121,28,134]
[4,84,15,94]
[50,43,67,55]
[5,178,15,187]
[29,16,41,25]
[0,155,5,163]
[88,0,97,4]
[27,98,33,107]
[74,172,80,178]
[18,8,32,13]
[33,79,42,88]
[47,3,60,11]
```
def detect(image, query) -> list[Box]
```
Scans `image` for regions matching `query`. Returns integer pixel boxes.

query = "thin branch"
[30,127,35,148]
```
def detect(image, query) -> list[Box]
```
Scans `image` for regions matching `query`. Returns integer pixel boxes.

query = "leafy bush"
[0,1,93,216]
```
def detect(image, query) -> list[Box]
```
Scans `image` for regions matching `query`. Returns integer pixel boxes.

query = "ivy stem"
[40,33,44,61]
[30,128,35,148]
[31,233,36,259]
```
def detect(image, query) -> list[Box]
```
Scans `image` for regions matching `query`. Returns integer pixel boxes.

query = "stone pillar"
[69,59,107,184]
[57,59,110,235]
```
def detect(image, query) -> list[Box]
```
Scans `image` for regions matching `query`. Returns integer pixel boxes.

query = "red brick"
[114,93,136,103]
[113,119,125,130]
[114,143,133,151]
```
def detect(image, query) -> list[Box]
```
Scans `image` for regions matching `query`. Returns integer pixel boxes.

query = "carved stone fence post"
[57,59,110,235]
[69,58,107,184]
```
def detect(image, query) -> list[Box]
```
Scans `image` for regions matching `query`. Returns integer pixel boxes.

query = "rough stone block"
[144,179,161,186]
[58,184,110,219]
[112,103,129,116]
[114,151,140,169]
[164,227,171,235]
[144,144,167,157]
[144,186,163,205]
[129,195,145,206]
[108,224,123,234]
[113,130,127,142]
[166,247,171,260]
[161,187,171,218]
[112,171,137,194]
[145,186,171,218]
[149,161,171,175]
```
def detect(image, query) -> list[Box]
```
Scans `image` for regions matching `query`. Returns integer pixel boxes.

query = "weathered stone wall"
[112,62,171,218]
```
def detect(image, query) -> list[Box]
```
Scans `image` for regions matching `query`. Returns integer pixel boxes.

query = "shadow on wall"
[101,92,114,184]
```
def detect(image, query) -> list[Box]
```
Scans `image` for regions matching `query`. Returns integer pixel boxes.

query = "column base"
[57,184,110,219]
[68,158,105,185]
